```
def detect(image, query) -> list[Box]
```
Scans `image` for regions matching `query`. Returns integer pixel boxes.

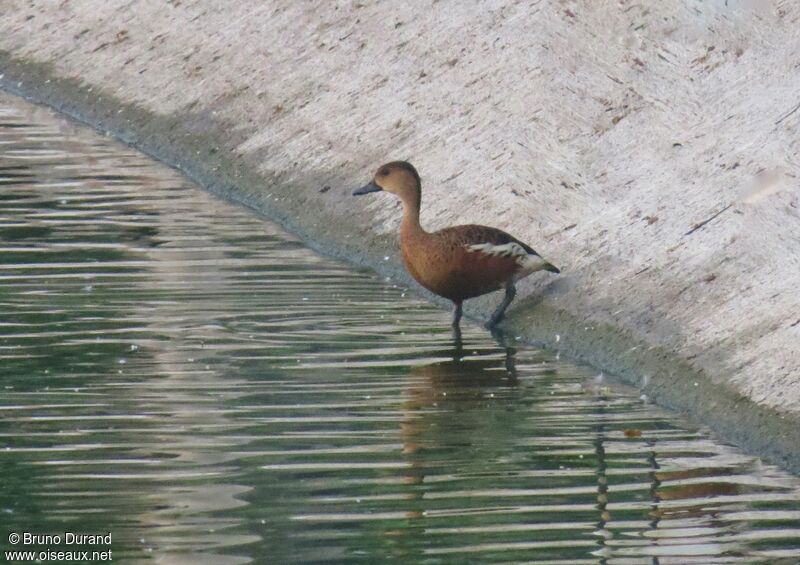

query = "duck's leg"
[451,300,463,327]
[452,323,463,347]
[487,281,516,328]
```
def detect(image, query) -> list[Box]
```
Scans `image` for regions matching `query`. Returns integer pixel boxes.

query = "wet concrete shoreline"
[1,1,798,473]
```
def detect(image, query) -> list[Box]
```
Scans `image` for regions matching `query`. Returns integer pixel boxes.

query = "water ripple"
[1,92,799,564]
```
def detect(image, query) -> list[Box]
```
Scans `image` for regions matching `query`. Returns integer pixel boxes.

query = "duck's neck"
[400,190,425,241]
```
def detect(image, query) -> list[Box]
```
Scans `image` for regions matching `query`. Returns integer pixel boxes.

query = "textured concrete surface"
[1,1,799,470]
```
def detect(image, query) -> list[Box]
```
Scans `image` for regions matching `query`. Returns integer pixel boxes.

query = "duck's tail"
[543,261,560,274]
[518,253,560,275]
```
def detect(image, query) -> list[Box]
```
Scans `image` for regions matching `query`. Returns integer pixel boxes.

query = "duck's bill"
[353,181,382,195]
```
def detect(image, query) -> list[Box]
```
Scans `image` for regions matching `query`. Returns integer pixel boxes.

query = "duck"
[353,161,559,328]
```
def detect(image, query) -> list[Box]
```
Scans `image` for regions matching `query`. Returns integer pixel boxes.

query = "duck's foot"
[485,312,504,328]
[486,281,515,329]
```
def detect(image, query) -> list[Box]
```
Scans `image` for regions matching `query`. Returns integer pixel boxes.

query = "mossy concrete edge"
[2,50,798,474]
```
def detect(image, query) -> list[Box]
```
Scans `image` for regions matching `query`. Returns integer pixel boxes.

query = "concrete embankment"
[1,1,799,471]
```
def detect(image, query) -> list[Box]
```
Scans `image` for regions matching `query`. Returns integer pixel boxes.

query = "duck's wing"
[436,224,560,274]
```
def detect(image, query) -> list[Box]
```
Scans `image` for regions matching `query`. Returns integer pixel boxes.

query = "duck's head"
[353,161,421,204]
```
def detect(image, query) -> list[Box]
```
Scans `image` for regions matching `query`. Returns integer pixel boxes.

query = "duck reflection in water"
[403,329,518,412]
[395,329,519,523]
[391,331,763,564]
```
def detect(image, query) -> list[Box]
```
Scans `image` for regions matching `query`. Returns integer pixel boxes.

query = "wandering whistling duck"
[353,161,560,328]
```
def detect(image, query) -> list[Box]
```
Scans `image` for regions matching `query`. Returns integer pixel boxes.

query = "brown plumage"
[354,161,559,328]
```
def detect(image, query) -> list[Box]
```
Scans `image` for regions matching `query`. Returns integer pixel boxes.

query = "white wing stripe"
[466,242,548,272]
[466,242,528,258]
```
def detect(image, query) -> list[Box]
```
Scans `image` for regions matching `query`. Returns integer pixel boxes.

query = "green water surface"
[1,92,799,564]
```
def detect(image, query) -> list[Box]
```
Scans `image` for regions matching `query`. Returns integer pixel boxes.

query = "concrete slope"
[1,1,799,470]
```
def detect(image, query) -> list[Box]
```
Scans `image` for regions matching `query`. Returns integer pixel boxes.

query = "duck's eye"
[379,169,389,176]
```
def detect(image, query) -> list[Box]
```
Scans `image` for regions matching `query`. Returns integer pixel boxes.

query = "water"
[1,91,799,565]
